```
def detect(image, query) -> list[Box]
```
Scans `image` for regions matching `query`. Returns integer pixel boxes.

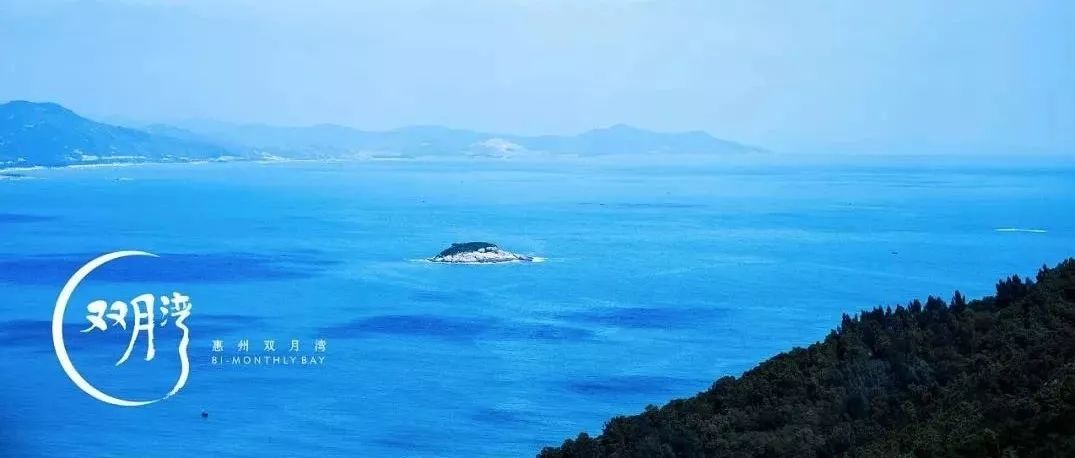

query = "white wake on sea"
[994,228,1047,233]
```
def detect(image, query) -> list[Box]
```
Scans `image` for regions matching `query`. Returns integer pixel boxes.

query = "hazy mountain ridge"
[0,101,763,167]
[175,121,762,158]
[0,101,229,166]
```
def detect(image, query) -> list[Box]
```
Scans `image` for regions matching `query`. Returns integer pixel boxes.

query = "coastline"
[0,157,320,174]
[6,151,1075,177]
[413,256,547,264]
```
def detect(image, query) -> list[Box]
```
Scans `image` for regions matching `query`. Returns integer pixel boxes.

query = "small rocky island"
[430,242,534,264]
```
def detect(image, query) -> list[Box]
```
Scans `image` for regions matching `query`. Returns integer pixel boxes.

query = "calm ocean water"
[0,158,1072,457]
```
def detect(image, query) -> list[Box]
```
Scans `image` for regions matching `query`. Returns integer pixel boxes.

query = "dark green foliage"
[540,259,1075,458]
[437,242,498,257]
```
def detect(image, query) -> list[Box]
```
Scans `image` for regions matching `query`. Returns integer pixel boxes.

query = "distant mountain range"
[0,100,763,168]
[0,101,228,167]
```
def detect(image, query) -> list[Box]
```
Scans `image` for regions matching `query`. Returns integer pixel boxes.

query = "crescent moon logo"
[52,251,191,407]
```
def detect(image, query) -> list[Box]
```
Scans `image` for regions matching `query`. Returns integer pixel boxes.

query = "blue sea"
[0,157,1072,457]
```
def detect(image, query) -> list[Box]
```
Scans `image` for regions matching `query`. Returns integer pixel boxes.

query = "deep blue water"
[0,158,1072,457]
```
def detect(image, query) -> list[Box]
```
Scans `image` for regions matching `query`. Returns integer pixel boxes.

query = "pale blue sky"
[1,0,1071,155]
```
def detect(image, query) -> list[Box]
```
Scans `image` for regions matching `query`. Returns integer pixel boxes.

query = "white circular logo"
[52,251,191,407]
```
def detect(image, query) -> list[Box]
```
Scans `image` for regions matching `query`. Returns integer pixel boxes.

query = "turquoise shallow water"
[0,158,1072,457]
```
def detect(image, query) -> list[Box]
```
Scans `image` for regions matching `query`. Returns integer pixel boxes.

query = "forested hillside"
[541,259,1075,457]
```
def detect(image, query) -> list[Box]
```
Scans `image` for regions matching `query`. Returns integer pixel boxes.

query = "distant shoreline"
[0,156,328,174]
[4,152,1075,177]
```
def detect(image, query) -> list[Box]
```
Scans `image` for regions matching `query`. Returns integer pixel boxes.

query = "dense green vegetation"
[437,242,498,256]
[540,259,1075,457]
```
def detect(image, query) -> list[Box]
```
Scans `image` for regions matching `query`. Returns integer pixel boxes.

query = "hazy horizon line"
[5,98,1072,157]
